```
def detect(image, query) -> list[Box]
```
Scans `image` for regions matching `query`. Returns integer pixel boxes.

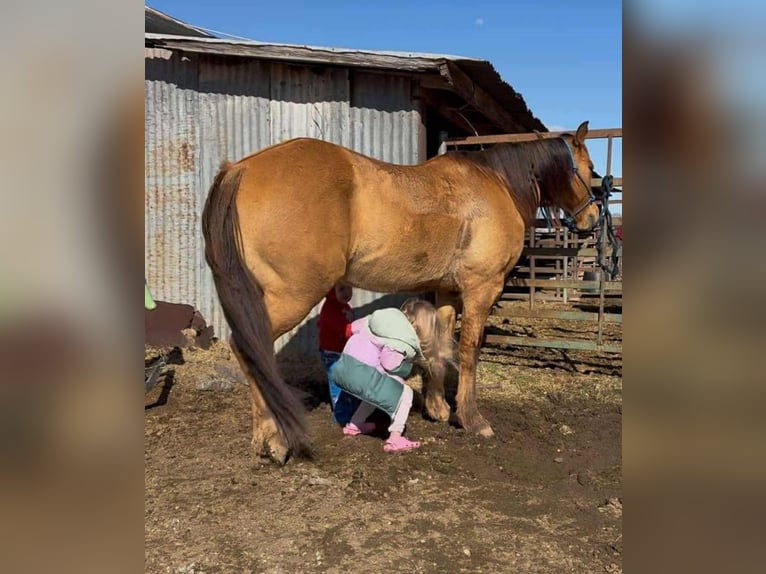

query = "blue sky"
[147,0,622,179]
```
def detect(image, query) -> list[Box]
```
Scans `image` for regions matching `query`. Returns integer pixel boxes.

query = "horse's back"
[226,137,524,292]
[232,137,356,206]
[227,139,358,287]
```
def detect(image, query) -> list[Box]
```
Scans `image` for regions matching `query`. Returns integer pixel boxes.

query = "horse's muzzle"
[585,211,598,232]
[563,207,599,235]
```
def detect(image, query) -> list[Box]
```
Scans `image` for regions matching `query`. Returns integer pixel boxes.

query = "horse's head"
[559,121,600,234]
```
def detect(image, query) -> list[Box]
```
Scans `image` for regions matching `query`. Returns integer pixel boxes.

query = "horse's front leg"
[422,292,460,422]
[455,278,504,437]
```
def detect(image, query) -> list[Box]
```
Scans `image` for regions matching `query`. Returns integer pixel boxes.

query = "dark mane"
[451,138,573,226]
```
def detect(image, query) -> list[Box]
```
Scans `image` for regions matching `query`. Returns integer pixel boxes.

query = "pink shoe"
[343,422,376,436]
[383,435,420,453]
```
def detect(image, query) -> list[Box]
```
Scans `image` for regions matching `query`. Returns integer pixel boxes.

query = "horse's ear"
[573,121,589,148]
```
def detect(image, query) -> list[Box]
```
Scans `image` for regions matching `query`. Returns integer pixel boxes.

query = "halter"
[560,138,598,233]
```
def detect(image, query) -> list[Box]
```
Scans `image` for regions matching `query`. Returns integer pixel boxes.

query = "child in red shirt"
[318,282,360,424]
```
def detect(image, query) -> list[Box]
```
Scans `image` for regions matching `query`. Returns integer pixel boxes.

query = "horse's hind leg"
[423,292,460,422]
[228,337,288,462]
[244,287,331,462]
[455,277,505,437]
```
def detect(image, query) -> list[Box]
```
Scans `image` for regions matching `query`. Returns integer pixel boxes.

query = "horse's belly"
[345,226,460,292]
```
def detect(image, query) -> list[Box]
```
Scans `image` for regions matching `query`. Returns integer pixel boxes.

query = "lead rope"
[595,175,620,280]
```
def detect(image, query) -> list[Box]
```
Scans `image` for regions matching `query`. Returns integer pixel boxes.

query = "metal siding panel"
[349,72,421,164]
[269,63,350,146]
[145,49,201,309]
[197,57,271,339]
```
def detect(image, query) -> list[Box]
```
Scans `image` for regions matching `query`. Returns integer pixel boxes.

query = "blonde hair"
[400,298,455,373]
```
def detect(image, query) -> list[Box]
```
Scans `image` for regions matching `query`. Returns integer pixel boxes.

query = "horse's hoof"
[425,397,451,422]
[264,436,290,465]
[459,413,495,437]
[252,433,290,465]
[476,423,495,438]
[266,441,290,465]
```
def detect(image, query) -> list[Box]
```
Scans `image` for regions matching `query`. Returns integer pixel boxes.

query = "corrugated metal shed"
[145,27,547,354]
[145,47,424,352]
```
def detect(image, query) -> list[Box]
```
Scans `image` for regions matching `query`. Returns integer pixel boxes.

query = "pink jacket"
[343,317,407,383]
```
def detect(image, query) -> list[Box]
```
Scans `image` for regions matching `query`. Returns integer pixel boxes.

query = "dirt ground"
[145,302,622,573]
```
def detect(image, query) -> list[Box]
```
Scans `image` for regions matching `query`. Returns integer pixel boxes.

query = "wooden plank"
[418,74,453,91]
[500,293,623,305]
[531,215,622,227]
[484,334,622,353]
[593,177,623,188]
[522,247,622,257]
[447,128,622,146]
[148,36,442,72]
[492,307,622,323]
[506,278,622,290]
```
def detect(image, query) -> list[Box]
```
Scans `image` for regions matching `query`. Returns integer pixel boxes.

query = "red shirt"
[317,288,353,352]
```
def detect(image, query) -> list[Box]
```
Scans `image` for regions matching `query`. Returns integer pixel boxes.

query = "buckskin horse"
[202,121,599,463]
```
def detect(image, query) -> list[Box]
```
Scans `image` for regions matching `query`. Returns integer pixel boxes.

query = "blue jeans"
[320,350,361,425]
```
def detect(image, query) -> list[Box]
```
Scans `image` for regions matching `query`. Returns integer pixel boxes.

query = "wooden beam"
[484,334,622,354]
[506,278,622,290]
[438,107,495,138]
[147,36,445,72]
[522,246,623,258]
[417,87,495,137]
[439,62,528,133]
[447,128,623,146]
[418,74,454,91]
[491,307,622,323]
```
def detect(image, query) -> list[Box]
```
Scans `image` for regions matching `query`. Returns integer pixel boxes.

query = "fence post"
[438,131,449,155]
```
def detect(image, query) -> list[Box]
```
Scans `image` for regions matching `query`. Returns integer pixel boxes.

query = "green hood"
[366,308,422,360]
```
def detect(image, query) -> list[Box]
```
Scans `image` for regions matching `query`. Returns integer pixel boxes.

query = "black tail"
[201,161,310,458]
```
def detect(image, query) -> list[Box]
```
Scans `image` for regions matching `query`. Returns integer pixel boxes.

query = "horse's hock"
[444,128,622,354]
